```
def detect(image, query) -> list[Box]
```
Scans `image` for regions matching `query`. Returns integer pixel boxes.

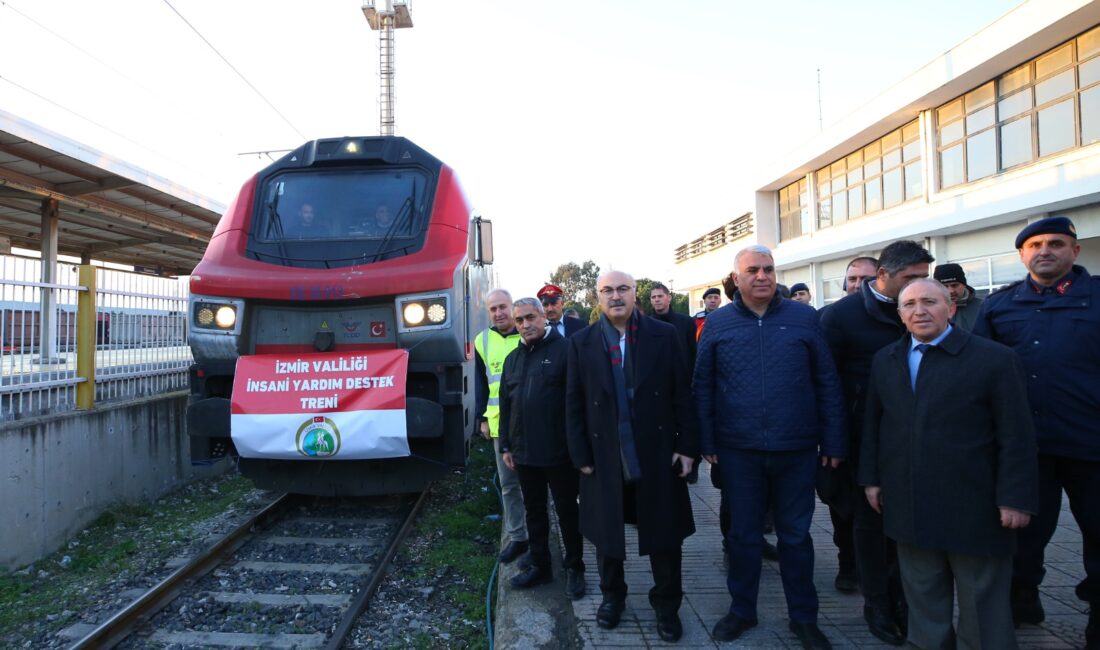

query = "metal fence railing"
[0,254,192,421]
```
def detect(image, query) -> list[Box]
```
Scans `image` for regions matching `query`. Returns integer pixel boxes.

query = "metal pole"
[380,12,395,135]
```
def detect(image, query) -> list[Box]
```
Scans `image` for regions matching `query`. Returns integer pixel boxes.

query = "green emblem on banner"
[295,416,342,458]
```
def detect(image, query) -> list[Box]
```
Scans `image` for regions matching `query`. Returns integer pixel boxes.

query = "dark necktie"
[911,343,930,390]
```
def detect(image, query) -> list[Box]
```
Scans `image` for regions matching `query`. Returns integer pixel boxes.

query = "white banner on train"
[230,350,411,460]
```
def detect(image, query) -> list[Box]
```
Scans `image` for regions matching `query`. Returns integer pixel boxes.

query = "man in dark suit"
[861,278,1038,649]
[537,283,585,338]
[565,270,698,643]
[820,240,935,646]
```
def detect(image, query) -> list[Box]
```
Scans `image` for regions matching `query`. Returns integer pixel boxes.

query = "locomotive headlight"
[403,302,426,326]
[215,305,237,329]
[191,297,243,333]
[397,294,450,332]
[196,306,215,326]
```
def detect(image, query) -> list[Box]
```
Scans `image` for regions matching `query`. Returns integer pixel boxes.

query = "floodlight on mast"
[362,1,414,136]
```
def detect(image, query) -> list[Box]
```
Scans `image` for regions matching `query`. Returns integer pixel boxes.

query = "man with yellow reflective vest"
[475,288,528,564]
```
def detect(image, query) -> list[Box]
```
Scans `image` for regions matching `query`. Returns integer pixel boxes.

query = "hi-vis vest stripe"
[474,328,521,438]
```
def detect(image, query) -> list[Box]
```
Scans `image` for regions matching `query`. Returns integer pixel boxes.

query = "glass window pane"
[902,121,920,142]
[1000,65,1031,96]
[1038,99,1075,157]
[991,254,1025,285]
[831,160,846,179]
[966,83,996,112]
[940,120,965,145]
[905,161,923,199]
[966,129,997,181]
[883,168,903,207]
[847,151,863,168]
[864,141,881,159]
[1080,26,1100,61]
[817,198,832,229]
[882,129,902,151]
[999,90,1033,120]
[818,179,831,196]
[903,140,921,162]
[1082,85,1100,144]
[883,148,902,169]
[1036,44,1072,78]
[967,105,996,133]
[864,158,882,177]
[960,259,991,288]
[1081,57,1100,88]
[938,99,964,125]
[865,177,882,214]
[832,192,847,226]
[1035,69,1076,106]
[848,167,863,185]
[848,187,863,218]
[940,144,965,188]
[1000,116,1034,168]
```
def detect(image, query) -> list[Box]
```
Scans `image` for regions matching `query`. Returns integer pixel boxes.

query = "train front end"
[186,136,492,495]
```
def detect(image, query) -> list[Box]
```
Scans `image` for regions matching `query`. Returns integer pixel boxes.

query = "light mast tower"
[362,1,413,136]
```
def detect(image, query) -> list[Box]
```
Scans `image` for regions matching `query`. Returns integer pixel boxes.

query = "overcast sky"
[0,0,1022,294]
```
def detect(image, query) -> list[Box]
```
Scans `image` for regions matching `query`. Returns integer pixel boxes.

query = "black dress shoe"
[864,605,905,646]
[565,568,586,600]
[656,610,683,643]
[509,564,552,589]
[893,599,909,636]
[834,570,858,593]
[789,621,832,649]
[762,539,779,561]
[596,598,625,630]
[498,540,529,564]
[1011,585,1045,625]
[712,612,757,641]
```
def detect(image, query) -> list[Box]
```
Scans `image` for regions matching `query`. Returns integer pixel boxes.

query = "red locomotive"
[187,136,493,495]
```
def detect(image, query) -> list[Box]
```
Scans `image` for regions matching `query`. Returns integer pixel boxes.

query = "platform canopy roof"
[0,109,226,276]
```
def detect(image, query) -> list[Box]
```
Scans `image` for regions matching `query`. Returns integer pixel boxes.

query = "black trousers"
[1012,454,1100,605]
[598,547,683,613]
[853,486,904,609]
[830,505,857,574]
[515,462,584,572]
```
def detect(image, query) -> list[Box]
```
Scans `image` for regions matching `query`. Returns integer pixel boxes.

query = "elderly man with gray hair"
[695,244,846,649]
[498,297,585,599]
[861,278,1037,649]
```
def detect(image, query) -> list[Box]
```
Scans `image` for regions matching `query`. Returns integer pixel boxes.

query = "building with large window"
[676,0,1100,306]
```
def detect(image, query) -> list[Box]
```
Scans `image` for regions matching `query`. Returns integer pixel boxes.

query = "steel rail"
[323,486,431,650]
[68,493,294,650]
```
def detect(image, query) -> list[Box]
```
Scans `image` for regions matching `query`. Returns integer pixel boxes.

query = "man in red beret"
[537,283,585,338]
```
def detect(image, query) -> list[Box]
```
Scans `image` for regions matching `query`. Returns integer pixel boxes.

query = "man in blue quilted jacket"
[695,244,847,650]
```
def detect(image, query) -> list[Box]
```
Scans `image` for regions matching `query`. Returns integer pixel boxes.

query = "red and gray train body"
[186,136,493,495]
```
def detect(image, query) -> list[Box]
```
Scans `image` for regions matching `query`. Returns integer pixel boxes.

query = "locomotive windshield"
[247,168,433,269]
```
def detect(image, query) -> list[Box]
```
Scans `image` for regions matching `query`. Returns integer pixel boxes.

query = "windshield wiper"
[370,179,418,262]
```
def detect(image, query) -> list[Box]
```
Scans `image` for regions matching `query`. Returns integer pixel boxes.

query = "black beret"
[1015,216,1077,249]
[933,263,967,285]
[789,282,809,295]
[702,287,721,298]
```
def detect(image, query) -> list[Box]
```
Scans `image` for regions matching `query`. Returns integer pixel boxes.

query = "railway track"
[69,488,429,649]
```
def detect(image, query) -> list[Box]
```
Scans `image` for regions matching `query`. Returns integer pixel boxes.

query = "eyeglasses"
[598,285,634,297]
[539,296,563,305]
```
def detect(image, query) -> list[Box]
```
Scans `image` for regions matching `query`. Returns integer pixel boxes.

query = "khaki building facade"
[675,0,1100,306]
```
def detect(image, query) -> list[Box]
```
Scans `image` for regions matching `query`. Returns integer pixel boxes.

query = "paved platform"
[498,462,1090,649]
